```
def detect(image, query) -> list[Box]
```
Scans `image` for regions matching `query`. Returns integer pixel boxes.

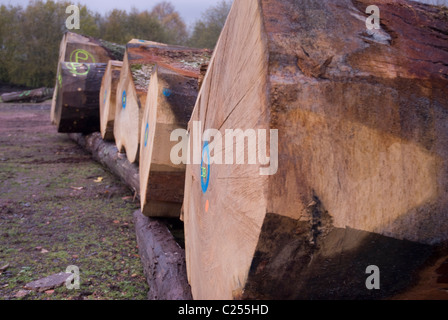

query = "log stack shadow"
[51,0,448,300]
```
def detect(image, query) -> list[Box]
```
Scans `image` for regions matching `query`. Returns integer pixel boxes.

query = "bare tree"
[151,1,188,45]
[188,0,233,49]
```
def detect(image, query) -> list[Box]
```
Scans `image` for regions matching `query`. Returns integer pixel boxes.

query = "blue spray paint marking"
[122,91,127,109]
[163,88,172,98]
[103,89,107,105]
[201,142,210,194]
[144,123,149,148]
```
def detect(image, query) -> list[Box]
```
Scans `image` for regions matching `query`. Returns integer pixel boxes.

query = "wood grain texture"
[100,60,123,141]
[114,39,212,164]
[183,0,448,300]
[1,87,53,103]
[184,0,269,300]
[139,66,199,218]
[134,210,192,300]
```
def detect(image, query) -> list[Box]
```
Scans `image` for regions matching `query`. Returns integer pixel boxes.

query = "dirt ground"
[0,102,149,300]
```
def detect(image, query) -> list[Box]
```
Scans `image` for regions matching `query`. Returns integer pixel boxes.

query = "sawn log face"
[183,0,448,300]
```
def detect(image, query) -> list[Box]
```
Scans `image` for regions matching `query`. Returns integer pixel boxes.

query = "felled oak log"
[139,66,199,218]
[183,0,448,300]
[51,31,125,125]
[100,60,123,141]
[114,39,212,164]
[54,62,106,133]
[1,87,54,103]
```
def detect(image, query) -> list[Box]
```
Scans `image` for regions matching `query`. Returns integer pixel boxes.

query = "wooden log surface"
[139,66,199,218]
[1,87,54,103]
[183,0,448,300]
[67,132,192,300]
[100,60,123,141]
[51,32,124,124]
[134,210,192,300]
[54,62,106,133]
[113,47,153,164]
[114,39,212,164]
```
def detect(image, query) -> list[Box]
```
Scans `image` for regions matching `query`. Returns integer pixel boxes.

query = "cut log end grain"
[183,0,448,300]
[100,60,123,141]
[139,66,199,218]
[114,39,212,164]
[114,53,153,163]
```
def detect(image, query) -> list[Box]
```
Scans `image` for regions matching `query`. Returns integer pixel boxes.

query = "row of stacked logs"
[51,33,211,219]
[110,40,211,217]
[51,0,448,300]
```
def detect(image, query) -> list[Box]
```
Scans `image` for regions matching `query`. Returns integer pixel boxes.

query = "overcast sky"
[0,0,228,27]
[0,0,446,27]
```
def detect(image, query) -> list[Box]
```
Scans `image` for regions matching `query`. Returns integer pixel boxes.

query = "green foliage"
[188,0,232,49]
[151,1,189,45]
[0,1,100,87]
[0,1,192,88]
[98,9,130,45]
[0,0,231,88]
[18,0,69,87]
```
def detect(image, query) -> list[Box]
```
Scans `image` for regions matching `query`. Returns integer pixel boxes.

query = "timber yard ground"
[0,101,148,300]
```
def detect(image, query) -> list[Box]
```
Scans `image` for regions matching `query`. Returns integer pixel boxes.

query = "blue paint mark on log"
[144,123,149,148]
[122,91,127,109]
[201,142,210,194]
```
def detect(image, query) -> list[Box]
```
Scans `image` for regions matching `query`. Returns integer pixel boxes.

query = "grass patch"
[0,106,148,300]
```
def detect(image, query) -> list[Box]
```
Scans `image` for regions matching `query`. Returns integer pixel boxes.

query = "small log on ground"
[100,61,123,141]
[54,62,106,133]
[139,66,199,218]
[134,210,192,300]
[114,39,212,164]
[183,0,448,300]
[51,31,125,124]
[1,87,54,103]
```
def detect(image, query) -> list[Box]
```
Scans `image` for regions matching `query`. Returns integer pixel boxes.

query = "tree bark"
[133,210,192,300]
